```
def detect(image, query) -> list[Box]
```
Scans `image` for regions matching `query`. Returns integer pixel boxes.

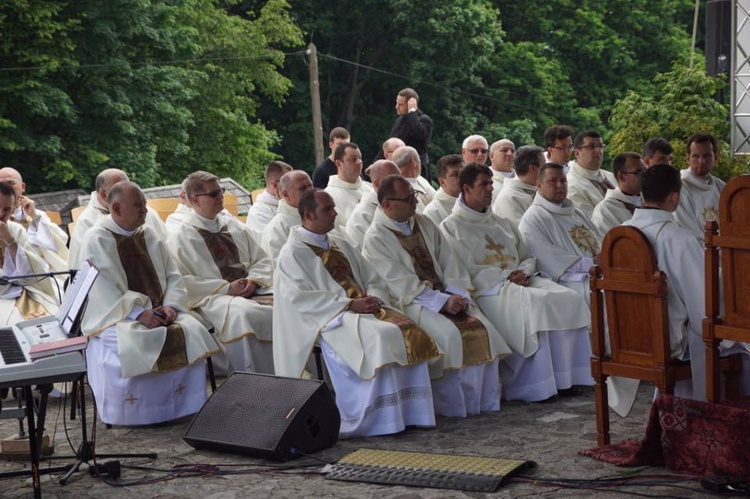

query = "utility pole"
[308,43,324,165]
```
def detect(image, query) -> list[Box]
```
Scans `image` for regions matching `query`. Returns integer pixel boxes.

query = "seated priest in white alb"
[69,168,166,268]
[0,182,59,325]
[274,189,441,438]
[80,181,217,426]
[566,131,615,218]
[362,175,511,418]
[422,155,462,227]
[591,152,644,236]
[440,164,592,402]
[324,142,374,230]
[489,139,516,203]
[673,133,724,244]
[0,167,69,281]
[246,160,293,242]
[518,163,602,305]
[604,164,750,416]
[345,160,400,248]
[166,171,274,375]
[390,145,436,212]
[493,146,544,227]
[261,170,312,263]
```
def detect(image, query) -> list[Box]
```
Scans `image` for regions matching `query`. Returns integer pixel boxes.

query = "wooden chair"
[70,205,87,222]
[223,193,239,216]
[705,174,750,402]
[590,226,694,445]
[250,188,264,204]
[45,211,62,226]
[146,197,180,222]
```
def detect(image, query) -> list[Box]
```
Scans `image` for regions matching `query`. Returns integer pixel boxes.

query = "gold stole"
[0,241,51,320]
[112,229,188,372]
[388,221,492,366]
[307,242,439,364]
[195,225,247,282]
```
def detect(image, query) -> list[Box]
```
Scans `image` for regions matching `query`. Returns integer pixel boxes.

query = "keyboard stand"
[0,383,78,499]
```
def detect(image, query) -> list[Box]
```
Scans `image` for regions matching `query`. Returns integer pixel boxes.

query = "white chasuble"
[261,200,301,263]
[491,169,514,203]
[0,222,59,326]
[273,228,440,379]
[566,161,616,218]
[441,200,589,358]
[422,188,456,227]
[362,209,511,378]
[591,187,640,237]
[345,191,378,248]
[518,195,601,302]
[492,177,536,226]
[166,212,274,350]
[673,169,724,244]
[325,176,374,229]
[80,216,217,378]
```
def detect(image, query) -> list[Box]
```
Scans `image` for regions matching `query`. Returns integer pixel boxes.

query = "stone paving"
[0,382,712,498]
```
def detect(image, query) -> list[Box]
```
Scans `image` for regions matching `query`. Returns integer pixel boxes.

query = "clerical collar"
[494,170,514,178]
[393,219,412,236]
[107,215,138,236]
[458,195,487,215]
[622,192,643,207]
[194,211,221,230]
[298,226,329,249]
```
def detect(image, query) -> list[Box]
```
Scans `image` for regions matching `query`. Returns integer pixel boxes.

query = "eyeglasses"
[194,187,225,198]
[550,146,574,152]
[466,148,489,155]
[387,192,418,203]
[578,143,606,151]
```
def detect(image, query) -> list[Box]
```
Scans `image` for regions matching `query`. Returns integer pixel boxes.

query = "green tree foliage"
[608,61,746,181]
[272,0,700,174]
[0,0,301,192]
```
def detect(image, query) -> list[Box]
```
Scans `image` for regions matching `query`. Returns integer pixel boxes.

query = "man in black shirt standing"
[312,127,350,189]
[379,88,433,181]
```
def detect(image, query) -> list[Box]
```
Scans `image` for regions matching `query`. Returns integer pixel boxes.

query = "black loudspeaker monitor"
[183,372,340,461]
[706,0,731,76]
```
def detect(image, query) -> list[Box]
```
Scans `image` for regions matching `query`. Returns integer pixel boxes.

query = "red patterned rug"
[580,395,750,477]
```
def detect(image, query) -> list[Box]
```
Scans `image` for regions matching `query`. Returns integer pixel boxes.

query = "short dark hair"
[377,174,409,205]
[334,142,359,162]
[640,164,681,204]
[612,152,641,176]
[573,130,602,149]
[298,188,323,219]
[435,155,463,179]
[642,137,673,158]
[265,161,292,182]
[686,132,718,156]
[537,162,565,181]
[544,125,574,147]
[398,88,419,102]
[514,146,545,175]
[459,163,492,192]
[328,127,350,142]
[0,182,16,201]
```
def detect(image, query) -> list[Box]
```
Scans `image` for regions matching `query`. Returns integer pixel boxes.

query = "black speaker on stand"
[706,0,731,76]
[183,372,340,461]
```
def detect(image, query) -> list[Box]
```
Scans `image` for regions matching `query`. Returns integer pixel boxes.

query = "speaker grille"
[183,372,340,460]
